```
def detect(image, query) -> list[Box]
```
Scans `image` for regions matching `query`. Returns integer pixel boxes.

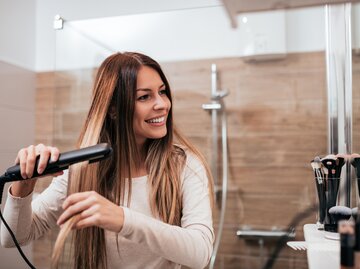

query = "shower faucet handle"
[211,90,229,100]
[202,103,222,110]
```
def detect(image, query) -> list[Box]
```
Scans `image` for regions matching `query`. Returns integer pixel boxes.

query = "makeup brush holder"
[322,177,341,232]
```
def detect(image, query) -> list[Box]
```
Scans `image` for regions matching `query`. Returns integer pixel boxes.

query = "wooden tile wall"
[32,51,360,268]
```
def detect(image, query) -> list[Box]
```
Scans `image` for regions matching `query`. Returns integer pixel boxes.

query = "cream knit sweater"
[1,153,214,269]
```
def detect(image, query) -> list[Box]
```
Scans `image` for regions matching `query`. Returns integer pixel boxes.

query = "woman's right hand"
[10,144,63,198]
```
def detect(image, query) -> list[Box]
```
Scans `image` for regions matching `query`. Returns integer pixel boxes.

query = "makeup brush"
[322,155,340,215]
[320,156,330,224]
[326,206,352,232]
[329,206,352,222]
[354,214,360,269]
[311,156,326,224]
[334,154,347,212]
[351,153,360,178]
[338,220,355,269]
[351,153,360,201]
[335,154,346,175]
[335,153,346,186]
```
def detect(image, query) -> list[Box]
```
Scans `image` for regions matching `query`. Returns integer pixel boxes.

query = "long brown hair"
[52,52,213,269]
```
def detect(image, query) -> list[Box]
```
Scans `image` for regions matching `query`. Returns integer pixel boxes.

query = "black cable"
[262,204,317,269]
[0,182,37,269]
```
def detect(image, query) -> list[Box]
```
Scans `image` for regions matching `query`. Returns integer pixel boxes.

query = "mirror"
[32,3,360,268]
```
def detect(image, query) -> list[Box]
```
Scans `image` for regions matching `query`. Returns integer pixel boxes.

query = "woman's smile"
[145,115,166,126]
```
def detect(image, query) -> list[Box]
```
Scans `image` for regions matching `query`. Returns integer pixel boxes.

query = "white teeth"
[147,116,165,123]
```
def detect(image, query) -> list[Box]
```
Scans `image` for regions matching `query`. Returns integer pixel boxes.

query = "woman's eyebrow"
[136,84,165,91]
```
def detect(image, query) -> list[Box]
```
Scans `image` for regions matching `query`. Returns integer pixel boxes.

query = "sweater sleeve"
[119,154,214,269]
[1,171,68,247]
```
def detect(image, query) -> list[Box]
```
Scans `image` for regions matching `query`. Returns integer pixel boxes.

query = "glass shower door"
[33,17,113,268]
[53,17,113,151]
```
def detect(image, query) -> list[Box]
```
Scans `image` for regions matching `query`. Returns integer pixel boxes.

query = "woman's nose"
[153,96,167,110]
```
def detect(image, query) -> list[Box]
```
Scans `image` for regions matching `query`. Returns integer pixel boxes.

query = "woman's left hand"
[57,191,124,233]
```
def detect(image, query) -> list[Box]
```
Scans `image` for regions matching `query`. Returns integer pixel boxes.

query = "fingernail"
[37,168,43,174]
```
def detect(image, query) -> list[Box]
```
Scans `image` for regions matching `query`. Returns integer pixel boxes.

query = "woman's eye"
[159,89,167,95]
[137,94,149,101]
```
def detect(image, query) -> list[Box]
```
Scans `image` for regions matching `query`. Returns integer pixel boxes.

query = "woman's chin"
[148,130,167,140]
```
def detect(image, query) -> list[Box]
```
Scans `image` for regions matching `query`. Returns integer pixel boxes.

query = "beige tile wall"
[33,51,360,268]
[0,60,36,269]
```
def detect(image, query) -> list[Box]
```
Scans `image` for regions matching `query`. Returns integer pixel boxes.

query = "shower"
[202,64,229,269]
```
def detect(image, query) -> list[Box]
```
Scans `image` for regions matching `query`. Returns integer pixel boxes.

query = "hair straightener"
[1,143,112,183]
[0,143,113,269]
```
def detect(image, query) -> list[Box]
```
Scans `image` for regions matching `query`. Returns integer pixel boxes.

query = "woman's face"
[133,65,171,146]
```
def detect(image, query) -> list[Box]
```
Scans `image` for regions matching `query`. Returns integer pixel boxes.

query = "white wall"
[286,7,325,52]
[353,3,360,50]
[0,0,36,70]
[53,7,288,70]
[0,0,334,72]
[48,5,326,71]
[0,0,357,71]
[35,0,222,71]
[34,0,328,71]
[0,3,36,266]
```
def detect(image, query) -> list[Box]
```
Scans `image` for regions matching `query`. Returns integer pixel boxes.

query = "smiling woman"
[0,52,214,269]
[134,66,171,146]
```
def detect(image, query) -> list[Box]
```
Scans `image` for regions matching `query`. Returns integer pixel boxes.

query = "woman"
[0,52,214,269]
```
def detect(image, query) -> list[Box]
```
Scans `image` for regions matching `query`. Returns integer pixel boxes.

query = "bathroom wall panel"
[35,87,55,144]
[164,51,325,269]
[0,61,35,269]
[353,54,360,153]
[210,192,309,268]
[34,73,56,192]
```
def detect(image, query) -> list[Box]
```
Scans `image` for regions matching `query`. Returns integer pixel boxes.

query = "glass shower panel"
[34,20,113,268]
[53,21,113,151]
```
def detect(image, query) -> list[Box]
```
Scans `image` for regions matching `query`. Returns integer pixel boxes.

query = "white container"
[236,10,287,61]
[303,224,340,269]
